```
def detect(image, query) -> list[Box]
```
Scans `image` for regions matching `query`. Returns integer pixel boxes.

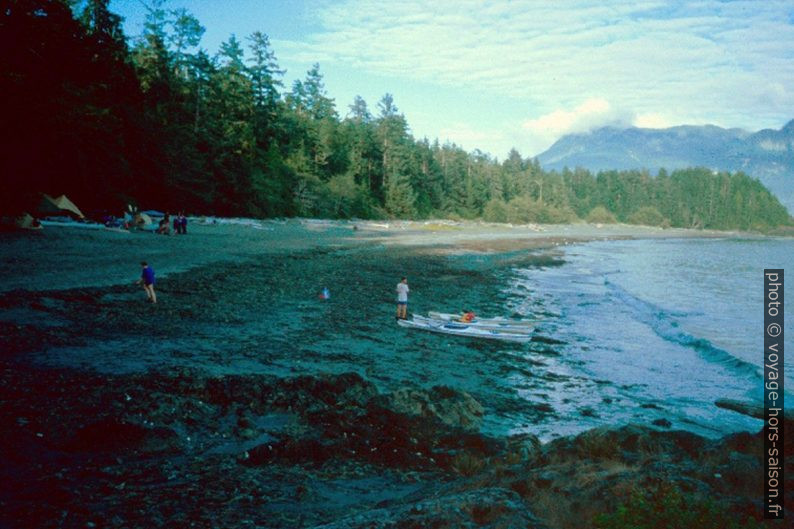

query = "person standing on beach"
[395,277,409,320]
[137,261,157,303]
[177,211,187,234]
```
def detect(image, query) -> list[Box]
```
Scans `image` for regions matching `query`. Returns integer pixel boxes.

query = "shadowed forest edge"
[1,0,792,232]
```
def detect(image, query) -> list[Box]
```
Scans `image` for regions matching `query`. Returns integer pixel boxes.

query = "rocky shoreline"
[1,364,790,528]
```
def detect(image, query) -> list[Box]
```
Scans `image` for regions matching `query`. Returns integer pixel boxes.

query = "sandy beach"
[0,218,742,293]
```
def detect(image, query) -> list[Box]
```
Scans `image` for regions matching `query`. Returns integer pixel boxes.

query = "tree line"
[1,0,790,231]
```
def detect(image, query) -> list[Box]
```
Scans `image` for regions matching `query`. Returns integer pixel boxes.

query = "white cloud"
[274,0,794,155]
[523,98,632,135]
[635,113,673,129]
[518,98,634,154]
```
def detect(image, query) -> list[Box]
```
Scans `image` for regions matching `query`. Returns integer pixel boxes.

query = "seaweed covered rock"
[314,488,549,529]
[3,362,790,529]
[242,382,502,473]
[540,424,708,465]
[272,372,379,412]
[505,422,793,527]
[378,385,485,431]
[66,418,181,455]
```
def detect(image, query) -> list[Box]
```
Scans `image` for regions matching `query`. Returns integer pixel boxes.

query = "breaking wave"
[605,279,761,379]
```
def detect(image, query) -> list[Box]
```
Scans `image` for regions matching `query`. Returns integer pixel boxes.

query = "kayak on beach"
[427,311,537,328]
[420,312,535,334]
[398,314,533,343]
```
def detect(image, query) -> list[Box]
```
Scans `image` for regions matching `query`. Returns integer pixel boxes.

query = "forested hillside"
[1,0,790,230]
[537,122,794,214]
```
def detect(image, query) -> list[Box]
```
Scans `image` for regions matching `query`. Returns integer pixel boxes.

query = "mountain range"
[536,120,794,213]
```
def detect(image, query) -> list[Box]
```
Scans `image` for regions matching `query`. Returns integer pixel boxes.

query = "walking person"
[395,277,409,320]
[137,261,157,303]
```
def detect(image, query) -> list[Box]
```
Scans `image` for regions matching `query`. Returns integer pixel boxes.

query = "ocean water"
[505,237,792,439]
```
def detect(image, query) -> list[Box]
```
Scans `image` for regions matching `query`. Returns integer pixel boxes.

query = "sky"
[108,0,794,160]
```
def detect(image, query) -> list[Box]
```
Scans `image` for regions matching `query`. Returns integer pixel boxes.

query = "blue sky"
[109,0,794,159]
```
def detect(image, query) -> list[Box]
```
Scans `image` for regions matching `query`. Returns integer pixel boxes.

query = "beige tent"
[15,213,42,230]
[39,194,85,218]
[134,212,153,226]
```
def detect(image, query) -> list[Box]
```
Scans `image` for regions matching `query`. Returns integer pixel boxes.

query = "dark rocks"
[503,421,794,528]
[541,424,708,465]
[67,418,181,455]
[314,488,549,529]
[276,372,378,410]
[528,402,555,414]
[2,362,791,529]
[241,387,502,474]
[720,430,761,454]
[503,433,542,465]
[378,385,485,431]
[249,372,381,421]
[246,438,332,467]
[204,376,266,407]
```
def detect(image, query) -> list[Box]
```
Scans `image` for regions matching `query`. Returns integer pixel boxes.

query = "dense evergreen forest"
[2,0,791,230]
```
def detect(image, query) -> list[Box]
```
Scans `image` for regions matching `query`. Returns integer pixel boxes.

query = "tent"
[15,213,42,230]
[134,212,153,226]
[39,194,85,219]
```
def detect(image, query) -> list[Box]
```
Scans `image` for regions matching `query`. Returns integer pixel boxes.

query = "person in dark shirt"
[137,261,157,303]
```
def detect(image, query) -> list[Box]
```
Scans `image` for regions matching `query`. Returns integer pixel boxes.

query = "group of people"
[173,212,188,234]
[157,212,188,235]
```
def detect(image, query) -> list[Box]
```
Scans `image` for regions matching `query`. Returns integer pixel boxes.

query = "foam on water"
[505,236,791,438]
[605,278,762,379]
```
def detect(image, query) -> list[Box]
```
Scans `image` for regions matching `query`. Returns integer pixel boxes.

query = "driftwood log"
[715,398,794,421]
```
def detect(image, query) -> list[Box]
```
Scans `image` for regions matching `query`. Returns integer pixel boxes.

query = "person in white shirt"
[395,277,409,320]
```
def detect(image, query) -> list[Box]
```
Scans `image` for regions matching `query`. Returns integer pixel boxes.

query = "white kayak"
[427,311,537,329]
[398,315,532,343]
[423,313,535,334]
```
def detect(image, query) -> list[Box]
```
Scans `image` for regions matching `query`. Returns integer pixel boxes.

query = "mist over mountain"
[537,121,794,213]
